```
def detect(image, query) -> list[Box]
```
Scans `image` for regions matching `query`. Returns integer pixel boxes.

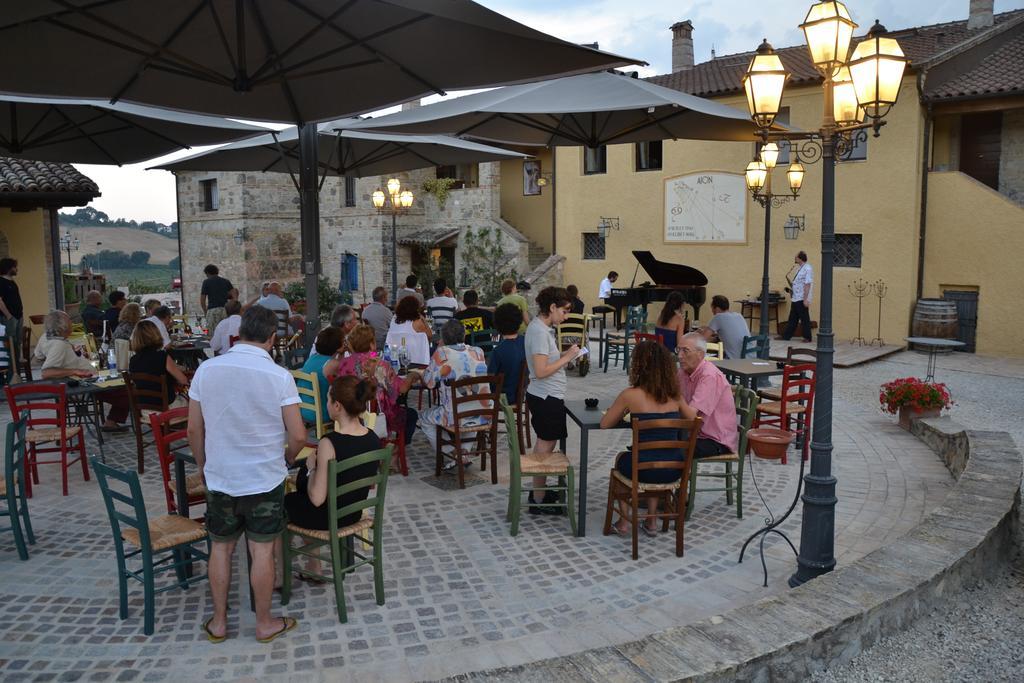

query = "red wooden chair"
[370,398,408,476]
[149,407,203,516]
[228,335,240,348]
[4,384,88,497]
[753,363,816,464]
[633,332,660,344]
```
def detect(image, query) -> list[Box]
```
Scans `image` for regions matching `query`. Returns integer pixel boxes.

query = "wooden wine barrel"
[911,298,959,339]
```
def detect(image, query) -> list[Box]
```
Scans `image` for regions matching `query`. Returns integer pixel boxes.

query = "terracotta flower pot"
[897,405,941,430]
[747,428,795,460]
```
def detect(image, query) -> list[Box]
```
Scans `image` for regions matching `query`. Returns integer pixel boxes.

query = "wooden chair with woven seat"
[4,384,88,497]
[123,371,171,474]
[467,329,497,357]
[686,387,759,520]
[740,334,768,359]
[371,398,409,476]
[754,363,816,464]
[281,446,392,623]
[500,397,576,536]
[291,369,332,442]
[91,457,209,636]
[19,326,33,382]
[602,306,645,372]
[2,416,35,560]
[556,314,587,351]
[435,374,502,489]
[149,407,203,517]
[705,341,725,360]
[758,346,817,402]
[604,416,700,560]
[513,359,532,451]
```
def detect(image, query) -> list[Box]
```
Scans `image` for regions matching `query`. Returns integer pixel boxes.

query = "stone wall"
[175,161,534,312]
[999,107,1024,207]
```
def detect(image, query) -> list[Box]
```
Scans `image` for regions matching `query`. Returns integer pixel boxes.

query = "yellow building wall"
[500,148,554,252]
[0,208,55,347]
[554,77,923,345]
[923,171,1024,357]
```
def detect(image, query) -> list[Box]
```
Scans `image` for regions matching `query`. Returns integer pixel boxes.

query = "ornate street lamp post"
[372,178,414,303]
[744,143,804,348]
[740,1,907,587]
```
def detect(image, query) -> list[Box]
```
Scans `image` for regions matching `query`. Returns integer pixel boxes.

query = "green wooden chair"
[686,387,759,520]
[602,305,645,372]
[740,334,769,359]
[500,396,576,536]
[468,328,498,356]
[281,445,391,623]
[91,457,210,635]
[2,416,34,560]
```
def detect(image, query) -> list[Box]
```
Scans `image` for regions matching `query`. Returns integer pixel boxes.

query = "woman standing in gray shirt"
[524,286,580,514]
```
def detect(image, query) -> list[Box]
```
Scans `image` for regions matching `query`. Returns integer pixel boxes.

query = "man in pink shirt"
[676,332,738,456]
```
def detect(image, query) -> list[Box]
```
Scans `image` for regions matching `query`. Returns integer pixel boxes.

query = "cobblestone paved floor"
[0,353,961,682]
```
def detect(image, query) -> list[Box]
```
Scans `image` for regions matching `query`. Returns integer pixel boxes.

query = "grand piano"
[606,250,708,322]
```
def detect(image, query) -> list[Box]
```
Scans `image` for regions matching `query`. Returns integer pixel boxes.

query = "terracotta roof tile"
[647,9,1024,98]
[924,30,1024,100]
[0,157,99,194]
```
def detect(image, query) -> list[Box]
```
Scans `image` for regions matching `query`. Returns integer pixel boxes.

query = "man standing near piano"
[781,251,814,342]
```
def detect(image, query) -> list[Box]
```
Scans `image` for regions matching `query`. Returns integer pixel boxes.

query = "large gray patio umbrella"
[152,122,525,178]
[0,1,640,329]
[343,70,764,146]
[0,94,267,165]
[152,123,525,298]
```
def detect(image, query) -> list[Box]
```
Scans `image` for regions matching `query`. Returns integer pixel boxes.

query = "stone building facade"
[175,160,546,315]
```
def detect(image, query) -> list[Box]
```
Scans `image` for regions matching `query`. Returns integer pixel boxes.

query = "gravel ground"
[811,348,1024,682]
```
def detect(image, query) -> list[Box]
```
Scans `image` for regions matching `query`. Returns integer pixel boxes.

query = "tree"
[168,256,181,269]
[459,227,518,305]
[129,250,151,266]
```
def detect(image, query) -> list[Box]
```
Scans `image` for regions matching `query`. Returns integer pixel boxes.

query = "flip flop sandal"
[293,572,328,585]
[256,616,297,644]
[202,617,227,644]
[641,524,659,537]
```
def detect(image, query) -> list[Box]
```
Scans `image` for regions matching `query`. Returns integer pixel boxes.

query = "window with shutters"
[200,179,218,211]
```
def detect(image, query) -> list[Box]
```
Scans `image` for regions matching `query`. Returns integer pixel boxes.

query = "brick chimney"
[967,0,994,30]
[671,20,695,72]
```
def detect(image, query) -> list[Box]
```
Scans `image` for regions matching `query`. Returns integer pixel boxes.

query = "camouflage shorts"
[204,482,286,543]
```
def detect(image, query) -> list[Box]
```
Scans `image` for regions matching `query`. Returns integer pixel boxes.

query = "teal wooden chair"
[468,328,497,356]
[686,387,759,520]
[500,396,576,536]
[602,305,645,372]
[282,446,391,623]
[740,334,768,359]
[2,416,34,560]
[91,457,210,635]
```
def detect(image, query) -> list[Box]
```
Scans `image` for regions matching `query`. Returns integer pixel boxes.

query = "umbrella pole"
[299,123,322,342]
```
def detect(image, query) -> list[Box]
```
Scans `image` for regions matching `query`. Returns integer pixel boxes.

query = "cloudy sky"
[73,0,1023,225]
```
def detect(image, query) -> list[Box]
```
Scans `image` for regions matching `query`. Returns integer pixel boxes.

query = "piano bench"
[591,306,614,330]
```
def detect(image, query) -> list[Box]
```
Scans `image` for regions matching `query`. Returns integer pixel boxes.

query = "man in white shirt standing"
[782,251,814,342]
[187,305,307,643]
[209,300,242,355]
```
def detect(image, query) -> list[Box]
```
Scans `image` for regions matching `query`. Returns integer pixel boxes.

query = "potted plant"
[879,377,953,430]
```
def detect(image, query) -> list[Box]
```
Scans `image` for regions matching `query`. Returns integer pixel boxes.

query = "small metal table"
[711,358,785,389]
[560,400,630,536]
[904,337,965,382]
[168,339,210,372]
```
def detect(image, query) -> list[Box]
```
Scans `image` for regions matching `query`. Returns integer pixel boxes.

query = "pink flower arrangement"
[879,377,953,415]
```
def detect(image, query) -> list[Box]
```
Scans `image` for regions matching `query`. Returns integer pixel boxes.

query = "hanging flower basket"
[879,377,952,430]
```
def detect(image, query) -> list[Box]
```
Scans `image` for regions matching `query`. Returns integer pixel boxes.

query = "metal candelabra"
[871,279,888,346]
[848,278,870,346]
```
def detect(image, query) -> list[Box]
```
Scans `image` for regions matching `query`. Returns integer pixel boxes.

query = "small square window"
[582,232,605,260]
[636,140,663,171]
[200,179,218,211]
[583,146,607,175]
[835,233,862,267]
[344,176,356,207]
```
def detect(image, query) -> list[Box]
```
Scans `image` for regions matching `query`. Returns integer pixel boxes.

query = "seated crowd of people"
[28,267,750,643]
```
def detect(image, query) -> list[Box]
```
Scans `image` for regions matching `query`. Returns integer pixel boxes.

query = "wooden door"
[959,112,1002,190]
[943,289,978,353]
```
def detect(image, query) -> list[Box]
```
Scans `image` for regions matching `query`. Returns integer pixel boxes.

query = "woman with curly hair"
[387,294,431,338]
[600,340,686,535]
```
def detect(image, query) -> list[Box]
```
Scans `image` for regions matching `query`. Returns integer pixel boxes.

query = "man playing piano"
[598,271,618,300]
